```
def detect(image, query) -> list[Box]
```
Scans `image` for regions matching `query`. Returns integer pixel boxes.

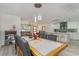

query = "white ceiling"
[0,3,79,24]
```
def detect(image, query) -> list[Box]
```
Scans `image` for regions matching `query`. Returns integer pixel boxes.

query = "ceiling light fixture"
[34,3,42,8]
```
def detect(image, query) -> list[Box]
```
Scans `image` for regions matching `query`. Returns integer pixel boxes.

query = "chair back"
[15,35,31,56]
[47,35,57,41]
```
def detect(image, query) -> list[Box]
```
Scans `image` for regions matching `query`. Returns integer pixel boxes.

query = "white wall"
[0,13,21,46]
[76,21,79,39]
[0,15,2,46]
[46,23,60,33]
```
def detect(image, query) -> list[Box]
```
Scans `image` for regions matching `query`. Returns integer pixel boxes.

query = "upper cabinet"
[67,21,77,29]
[60,22,67,30]
[54,21,77,32]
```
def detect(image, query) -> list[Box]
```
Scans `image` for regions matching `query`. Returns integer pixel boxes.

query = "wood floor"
[59,40,79,56]
[0,44,16,56]
[0,40,79,56]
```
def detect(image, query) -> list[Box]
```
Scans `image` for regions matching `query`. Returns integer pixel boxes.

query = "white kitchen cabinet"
[57,33,68,43]
[67,21,77,29]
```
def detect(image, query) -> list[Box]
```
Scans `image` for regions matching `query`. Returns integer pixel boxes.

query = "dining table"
[22,36,68,56]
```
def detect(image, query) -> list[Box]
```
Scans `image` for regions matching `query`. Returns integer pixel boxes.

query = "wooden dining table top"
[22,36,68,56]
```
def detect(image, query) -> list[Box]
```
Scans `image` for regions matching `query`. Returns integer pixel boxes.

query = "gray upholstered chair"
[15,35,31,56]
[20,38,31,56]
[47,35,57,41]
[39,31,46,38]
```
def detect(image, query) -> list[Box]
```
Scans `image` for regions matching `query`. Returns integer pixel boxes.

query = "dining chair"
[15,35,31,56]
